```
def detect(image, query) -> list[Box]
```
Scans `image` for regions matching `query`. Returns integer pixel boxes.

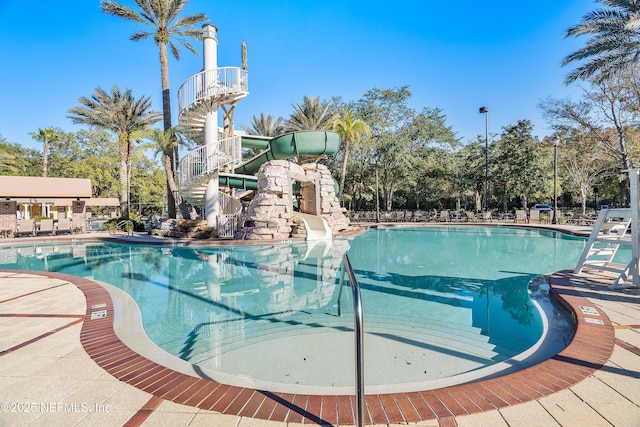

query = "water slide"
[219,131,341,239]
[217,131,340,190]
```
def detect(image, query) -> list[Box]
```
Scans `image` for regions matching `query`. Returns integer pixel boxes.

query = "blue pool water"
[0,226,622,393]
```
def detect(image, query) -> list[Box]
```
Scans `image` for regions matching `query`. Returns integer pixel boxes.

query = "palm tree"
[29,128,59,177]
[286,96,332,132]
[562,0,640,84]
[241,113,285,137]
[146,127,193,219]
[332,109,371,200]
[68,85,161,218]
[101,0,208,218]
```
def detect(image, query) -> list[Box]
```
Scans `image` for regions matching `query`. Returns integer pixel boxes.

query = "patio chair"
[16,219,35,237]
[37,219,55,236]
[529,209,541,224]
[438,210,449,222]
[465,211,477,222]
[514,209,527,224]
[482,211,493,222]
[56,218,73,235]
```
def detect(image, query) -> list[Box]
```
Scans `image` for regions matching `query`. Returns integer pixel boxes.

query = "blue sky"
[0,1,595,151]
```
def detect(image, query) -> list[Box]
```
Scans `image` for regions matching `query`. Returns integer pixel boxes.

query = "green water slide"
[218,130,341,190]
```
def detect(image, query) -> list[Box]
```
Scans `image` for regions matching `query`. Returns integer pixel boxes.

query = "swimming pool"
[0,226,617,394]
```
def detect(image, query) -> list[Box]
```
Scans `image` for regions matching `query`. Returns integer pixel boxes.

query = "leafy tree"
[47,128,121,197]
[29,128,60,177]
[562,0,640,84]
[405,107,459,209]
[458,138,488,210]
[555,131,609,214]
[68,85,162,218]
[286,96,332,132]
[101,0,208,218]
[539,69,640,204]
[0,135,41,176]
[331,109,370,200]
[354,86,414,211]
[491,120,547,211]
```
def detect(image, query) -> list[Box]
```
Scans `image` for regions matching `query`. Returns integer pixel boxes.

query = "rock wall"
[238,160,349,240]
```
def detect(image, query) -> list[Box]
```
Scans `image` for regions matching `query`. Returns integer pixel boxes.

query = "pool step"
[161,311,525,367]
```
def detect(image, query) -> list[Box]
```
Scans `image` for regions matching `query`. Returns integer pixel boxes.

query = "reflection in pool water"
[0,226,616,393]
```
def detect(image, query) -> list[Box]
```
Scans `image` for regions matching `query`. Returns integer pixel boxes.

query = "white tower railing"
[178,135,242,186]
[177,67,248,115]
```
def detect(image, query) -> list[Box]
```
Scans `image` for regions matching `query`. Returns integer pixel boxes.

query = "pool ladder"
[339,254,365,427]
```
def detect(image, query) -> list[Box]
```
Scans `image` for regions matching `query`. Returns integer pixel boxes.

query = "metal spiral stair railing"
[178,136,243,205]
[178,67,248,145]
[177,66,248,212]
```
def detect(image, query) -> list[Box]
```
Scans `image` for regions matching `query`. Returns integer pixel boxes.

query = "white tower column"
[202,24,220,226]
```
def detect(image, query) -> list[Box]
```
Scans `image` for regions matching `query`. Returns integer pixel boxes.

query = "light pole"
[479,106,489,213]
[553,136,559,224]
[375,163,380,223]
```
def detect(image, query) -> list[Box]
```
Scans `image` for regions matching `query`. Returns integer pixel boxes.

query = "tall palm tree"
[101,0,208,218]
[286,96,332,132]
[29,127,59,177]
[332,109,371,200]
[241,113,285,137]
[146,127,193,219]
[562,0,640,84]
[68,85,162,219]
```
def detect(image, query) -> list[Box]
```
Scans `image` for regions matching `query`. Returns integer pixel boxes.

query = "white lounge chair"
[16,219,35,237]
[56,218,73,235]
[529,209,541,224]
[38,219,55,236]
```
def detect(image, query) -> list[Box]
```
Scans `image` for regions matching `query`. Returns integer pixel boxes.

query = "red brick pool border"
[8,268,614,426]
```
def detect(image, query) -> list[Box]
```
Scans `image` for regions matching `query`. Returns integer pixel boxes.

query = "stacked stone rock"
[238,160,349,240]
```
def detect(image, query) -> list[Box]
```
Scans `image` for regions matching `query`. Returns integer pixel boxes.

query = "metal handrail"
[108,220,134,238]
[341,254,365,427]
[177,67,248,114]
[178,135,243,188]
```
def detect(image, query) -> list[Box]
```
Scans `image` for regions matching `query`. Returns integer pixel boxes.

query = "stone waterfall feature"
[237,160,350,240]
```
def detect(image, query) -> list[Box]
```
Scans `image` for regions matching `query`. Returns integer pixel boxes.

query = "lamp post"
[375,163,380,223]
[479,106,489,212]
[553,136,559,224]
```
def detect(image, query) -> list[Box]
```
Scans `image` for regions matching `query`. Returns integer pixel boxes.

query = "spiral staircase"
[176,25,249,236]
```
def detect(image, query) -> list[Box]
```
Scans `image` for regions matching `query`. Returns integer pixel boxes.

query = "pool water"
[0,226,622,394]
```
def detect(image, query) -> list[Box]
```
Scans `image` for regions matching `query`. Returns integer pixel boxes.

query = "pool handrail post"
[343,254,365,427]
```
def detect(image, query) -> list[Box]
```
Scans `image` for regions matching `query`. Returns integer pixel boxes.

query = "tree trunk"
[159,43,179,218]
[339,137,350,200]
[162,154,191,219]
[42,139,48,178]
[120,153,129,219]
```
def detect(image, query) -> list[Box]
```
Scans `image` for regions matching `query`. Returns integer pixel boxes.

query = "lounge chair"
[37,219,55,236]
[529,209,541,224]
[514,210,527,224]
[465,211,477,222]
[438,210,449,222]
[16,219,35,237]
[56,218,73,235]
[482,211,493,222]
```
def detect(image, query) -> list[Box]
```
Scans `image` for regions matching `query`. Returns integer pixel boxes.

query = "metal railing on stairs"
[178,135,243,189]
[339,254,365,427]
[107,220,134,238]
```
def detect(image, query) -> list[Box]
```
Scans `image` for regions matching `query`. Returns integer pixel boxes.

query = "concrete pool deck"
[0,226,639,426]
